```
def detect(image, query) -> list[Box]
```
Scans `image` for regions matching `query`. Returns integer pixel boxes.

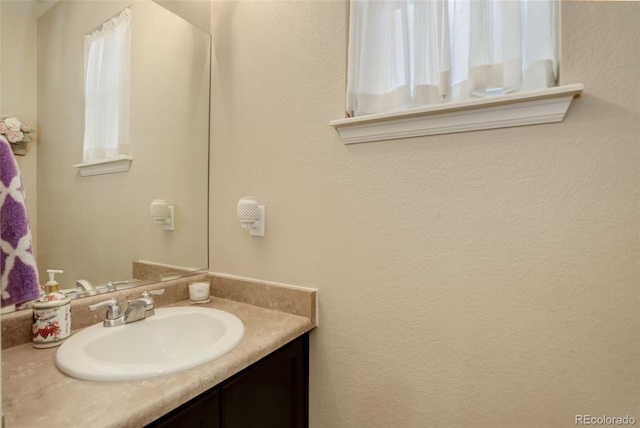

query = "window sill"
[329,84,584,144]
[73,157,132,177]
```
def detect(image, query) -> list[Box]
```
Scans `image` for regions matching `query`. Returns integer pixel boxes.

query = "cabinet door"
[220,335,308,428]
[148,389,220,428]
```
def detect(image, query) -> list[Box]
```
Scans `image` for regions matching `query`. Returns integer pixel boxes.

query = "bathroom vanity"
[1,275,316,428]
[149,333,308,428]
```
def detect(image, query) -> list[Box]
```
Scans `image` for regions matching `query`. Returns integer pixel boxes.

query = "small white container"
[32,270,71,348]
[188,280,210,304]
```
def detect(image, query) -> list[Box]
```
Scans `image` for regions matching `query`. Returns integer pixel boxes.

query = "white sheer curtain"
[83,7,131,161]
[346,0,559,117]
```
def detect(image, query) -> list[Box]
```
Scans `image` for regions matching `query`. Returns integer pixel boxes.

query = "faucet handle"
[139,289,164,315]
[88,298,122,320]
[141,289,165,298]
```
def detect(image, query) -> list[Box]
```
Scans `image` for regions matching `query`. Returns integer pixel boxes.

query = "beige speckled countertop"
[2,293,314,428]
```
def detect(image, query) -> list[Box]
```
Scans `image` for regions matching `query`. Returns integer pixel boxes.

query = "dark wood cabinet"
[148,333,309,428]
[151,390,221,428]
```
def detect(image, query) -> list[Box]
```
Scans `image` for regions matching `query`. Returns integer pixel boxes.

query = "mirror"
[2,0,210,307]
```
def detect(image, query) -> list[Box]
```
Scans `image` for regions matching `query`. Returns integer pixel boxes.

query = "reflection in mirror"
[1,0,210,311]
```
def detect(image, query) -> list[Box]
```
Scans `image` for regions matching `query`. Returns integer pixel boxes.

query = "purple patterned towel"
[1,135,40,307]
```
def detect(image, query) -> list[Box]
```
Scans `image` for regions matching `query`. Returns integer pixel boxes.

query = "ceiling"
[4,0,59,19]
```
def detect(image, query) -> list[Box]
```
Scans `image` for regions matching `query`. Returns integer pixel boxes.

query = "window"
[331,0,582,144]
[346,0,559,117]
[83,7,131,162]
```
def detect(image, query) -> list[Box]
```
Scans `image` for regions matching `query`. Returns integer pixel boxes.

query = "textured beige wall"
[1,2,38,255]
[37,0,209,287]
[209,1,639,427]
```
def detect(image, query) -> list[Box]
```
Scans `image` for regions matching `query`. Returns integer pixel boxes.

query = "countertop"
[2,296,314,428]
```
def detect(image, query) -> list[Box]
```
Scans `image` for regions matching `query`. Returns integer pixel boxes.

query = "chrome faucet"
[88,289,165,327]
[76,279,95,291]
[122,297,154,324]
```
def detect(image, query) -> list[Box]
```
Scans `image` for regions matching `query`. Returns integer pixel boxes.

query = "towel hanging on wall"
[0,135,40,307]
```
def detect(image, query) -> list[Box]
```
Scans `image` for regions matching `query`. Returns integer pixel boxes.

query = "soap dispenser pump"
[43,269,64,300]
[32,269,72,348]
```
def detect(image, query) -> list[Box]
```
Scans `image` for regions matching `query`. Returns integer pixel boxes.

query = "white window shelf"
[73,156,132,177]
[329,84,584,144]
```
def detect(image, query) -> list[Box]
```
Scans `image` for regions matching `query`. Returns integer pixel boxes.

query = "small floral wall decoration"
[0,116,33,156]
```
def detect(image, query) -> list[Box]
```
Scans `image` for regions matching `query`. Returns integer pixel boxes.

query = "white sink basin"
[55,307,244,381]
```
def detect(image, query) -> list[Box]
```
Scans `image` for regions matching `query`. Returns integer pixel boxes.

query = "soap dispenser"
[32,269,71,348]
